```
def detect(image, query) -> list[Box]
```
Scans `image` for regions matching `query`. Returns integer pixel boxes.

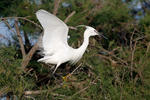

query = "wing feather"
[36,9,69,54]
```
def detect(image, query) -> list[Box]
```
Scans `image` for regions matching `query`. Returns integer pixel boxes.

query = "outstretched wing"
[36,9,69,55]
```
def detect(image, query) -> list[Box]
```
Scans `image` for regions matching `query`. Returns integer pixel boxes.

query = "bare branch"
[0,17,42,29]
[24,90,66,97]
[21,41,39,70]
[130,30,136,81]
[21,33,42,70]
[146,42,150,56]
[24,90,47,95]
[53,0,61,15]
[0,17,42,70]
[68,26,77,30]
[24,85,64,96]
[15,19,26,59]
[100,47,128,66]
[3,20,16,34]
[68,77,99,99]
[24,95,35,100]
[64,11,76,23]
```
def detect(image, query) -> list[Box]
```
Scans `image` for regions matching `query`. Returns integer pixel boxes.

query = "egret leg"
[52,63,61,74]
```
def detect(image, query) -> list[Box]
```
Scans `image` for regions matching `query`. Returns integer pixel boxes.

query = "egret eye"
[94,30,99,34]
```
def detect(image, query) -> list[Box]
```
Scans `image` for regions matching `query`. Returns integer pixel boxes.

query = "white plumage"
[36,9,103,74]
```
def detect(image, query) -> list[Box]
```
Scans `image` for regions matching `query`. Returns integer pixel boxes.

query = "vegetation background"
[0,0,150,99]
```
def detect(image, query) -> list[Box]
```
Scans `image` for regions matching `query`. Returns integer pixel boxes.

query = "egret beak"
[94,30,108,39]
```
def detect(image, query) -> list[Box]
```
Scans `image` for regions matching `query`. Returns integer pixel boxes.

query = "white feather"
[36,9,100,74]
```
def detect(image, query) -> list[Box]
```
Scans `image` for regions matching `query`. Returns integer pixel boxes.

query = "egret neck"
[76,29,90,59]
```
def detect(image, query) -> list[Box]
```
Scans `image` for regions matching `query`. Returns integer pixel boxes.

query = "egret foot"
[62,73,71,82]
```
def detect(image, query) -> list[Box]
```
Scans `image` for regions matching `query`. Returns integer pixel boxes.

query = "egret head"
[85,26,99,36]
[76,25,107,39]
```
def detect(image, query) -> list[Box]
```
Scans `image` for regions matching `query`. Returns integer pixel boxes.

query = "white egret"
[36,9,106,74]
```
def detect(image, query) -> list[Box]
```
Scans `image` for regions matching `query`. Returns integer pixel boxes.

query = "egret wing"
[36,9,69,54]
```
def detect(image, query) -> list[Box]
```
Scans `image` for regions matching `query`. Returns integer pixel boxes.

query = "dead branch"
[100,48,128,66]
[1,17,41,70]
[0,17,42,29]
[146,42,150,56]
[24,90,66,97]
[71,63,82,75]
[24,95,35,100]
[3,20,16,34]
[24,90,47,95]
[21,41,39,70]
[130,30,136,81]
[68,26,77,30]
[68,77,99,99]
[64,11,76,23]
[24,85,63,96]
[53,0,61,15]
[15,19,26,59]
[21,33,42,70]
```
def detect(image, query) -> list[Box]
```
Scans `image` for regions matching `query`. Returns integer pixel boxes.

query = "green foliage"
[0,0,150,99]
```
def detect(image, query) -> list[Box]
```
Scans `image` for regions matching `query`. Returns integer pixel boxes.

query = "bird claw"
[62,73,71,81]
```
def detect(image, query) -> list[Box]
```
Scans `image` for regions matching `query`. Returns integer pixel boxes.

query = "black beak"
[94,30,108,39]
[99,32,108,39]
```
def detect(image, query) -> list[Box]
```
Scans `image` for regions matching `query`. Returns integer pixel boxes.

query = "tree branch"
[0,17,42,30]
[21,33,43,70]
[64,11,76,23]
[15,19,26,59]
[53,0,61,15]
[68,77,99,99]
[21,39,39,70]
[0,17,42,70]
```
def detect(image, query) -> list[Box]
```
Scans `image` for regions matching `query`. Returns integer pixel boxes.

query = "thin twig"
[100,48,128,66]
[68,77,99,99]
[0,17,42,29]
[68,26,77,30]
[3,20,16,34]
[24,90,47,95]
[53,0,61,15]
[120,68,126,100]
[146,42,150,56]
[24,86,66,98]
[24,85,62,95]
[130,30,136,81]
[64,11,76,23]
[15,19,26,59]
[24,95,35,100]
[71,63,82,75]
